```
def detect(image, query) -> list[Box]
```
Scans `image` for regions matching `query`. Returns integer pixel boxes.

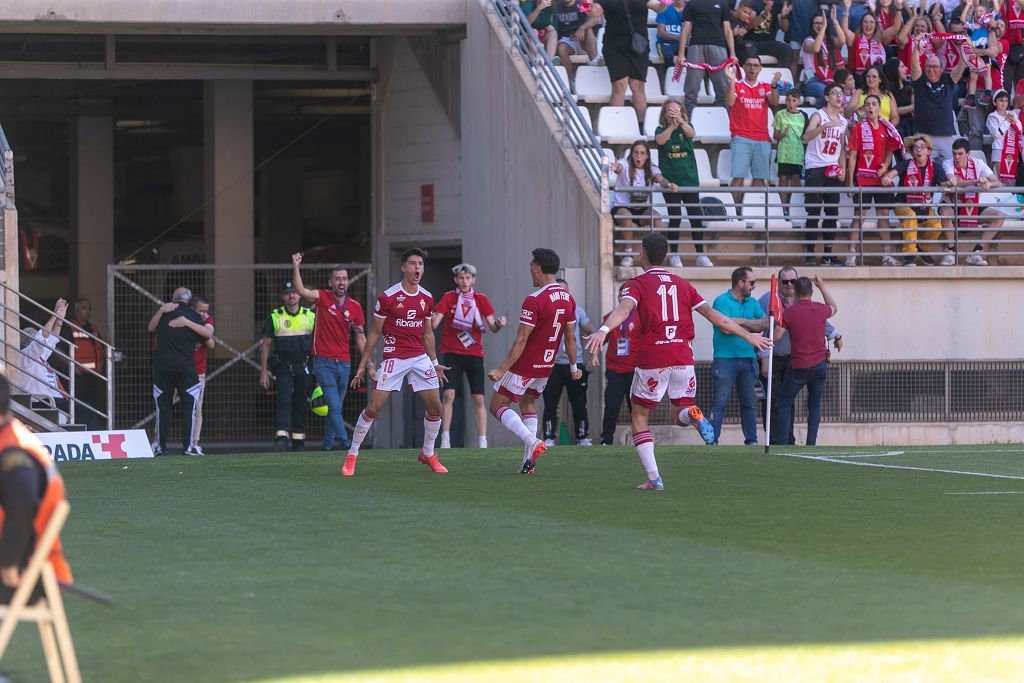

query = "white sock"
[478,435,488,448]
[633,431,659,480]
[422,412,442,456]
[676,408,694,427]
[440,431,451,448]
[349,410,374,456]
[497,407,536,447]
[522,412,538,438]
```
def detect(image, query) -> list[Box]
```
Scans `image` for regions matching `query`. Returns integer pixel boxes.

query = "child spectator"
[987,88,1019,164]
[960,0,997,108]
[656,0,687,64]
[773,89,807,217]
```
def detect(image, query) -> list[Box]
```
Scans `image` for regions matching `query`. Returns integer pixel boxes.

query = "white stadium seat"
[690,107,730,144]
[552,66,573,97]
[758,67,793,87]
[698,78,717,105]
[742,192,793,230]
[664,68,686,98]
[596,106,642,144]
[694,148,719,187]
[649,148,660,166]
[648,28,663,64]
[640,66,666,104]
[717,147,733,182]
[576,66,612,103]
[759,54,779,65]
[643,106,662,137]
[577,105,592,130]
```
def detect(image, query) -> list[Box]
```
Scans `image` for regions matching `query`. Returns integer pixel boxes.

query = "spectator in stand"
[897,4,943,75]
[553,0,600,87]
[260,282,315,452]
[188,295,215,455]
[838,0,872,34]
[803,83,850,265]
[1001,0,1024,92]
[18,299,69,423]
[990,19,1010,91]
[846,94,904,266]
[597,285,640,446]
[709,267,768,445]
[843,0,887,80]
[758,267,842,445]
[834,68,859,112]
[774,88,807,218]
[958,0,998,109]
[675,0,736,116]
[846,63,901,124]
[431,263,506,449]
[655,98,712,267]
[291,254,368,452]
[874,0,906,46]
[542,279,595,447]
[786,0,825,78]
[148,288,212,456]
[911,40,968,163]
[942,137,1005,265]
[62,298,105,431]
[930,2,949,30]
[744,0,796,79]
[774,276,837,447]
[656,0,687,64]
[611,141,679,266]
[883,134,958,265]
[583,1,667,121]
[726,57,781,208]
[521,0,558,58]
[987,89,1019,164]
[801,8,847,106]
[885,57,916,137]
[731,2,759,63]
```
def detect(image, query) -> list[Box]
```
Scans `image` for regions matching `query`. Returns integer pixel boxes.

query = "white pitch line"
[944,491,1024,495]
[779,452,1024,481]
[775,450,904,458]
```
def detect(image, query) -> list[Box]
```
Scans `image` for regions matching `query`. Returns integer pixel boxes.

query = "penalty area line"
[944,491,1024,495]
[778,452,1024,481]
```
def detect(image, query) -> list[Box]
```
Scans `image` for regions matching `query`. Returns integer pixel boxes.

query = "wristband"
[599,325,610,334]
[433,359,441,367]
[570,364,579,373]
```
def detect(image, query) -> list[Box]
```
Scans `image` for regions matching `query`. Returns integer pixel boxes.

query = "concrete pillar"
[72,116,114,332]
[203,80,254,350]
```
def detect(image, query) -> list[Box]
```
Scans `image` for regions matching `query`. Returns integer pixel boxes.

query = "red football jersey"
[510,282,577,379]
[849,120,899,187]
[312,290,365,361]
[619,268,706,369]
[374,282,433,361]
[729,80,773,142]
[192,314,214,375]
[603,310,640,374]
[434,290,496,358]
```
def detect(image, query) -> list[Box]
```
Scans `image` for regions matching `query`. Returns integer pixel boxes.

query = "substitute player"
[488,248,581,474]
[346,248,449,476]
[585,234,772,491]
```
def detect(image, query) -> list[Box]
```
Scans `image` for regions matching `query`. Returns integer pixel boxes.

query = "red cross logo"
[92,434,128,459]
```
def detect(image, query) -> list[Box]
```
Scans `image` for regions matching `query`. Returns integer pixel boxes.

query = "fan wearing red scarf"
[845,94,904,266]
[941,138,1006,265]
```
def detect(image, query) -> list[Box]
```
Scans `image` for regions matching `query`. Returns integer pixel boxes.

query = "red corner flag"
[769,274,783,327]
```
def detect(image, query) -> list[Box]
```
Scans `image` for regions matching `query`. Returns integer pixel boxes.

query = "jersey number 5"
[548,308,565,342]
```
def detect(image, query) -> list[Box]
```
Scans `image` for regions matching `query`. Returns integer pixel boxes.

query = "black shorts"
[441,352,485,395]
[777,163,803,178]
[860,190,895,207]
[613,205,653,222]
[603,35,648,83]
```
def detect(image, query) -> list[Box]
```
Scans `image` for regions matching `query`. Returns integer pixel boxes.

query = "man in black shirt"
[910,43,967,164]
[147,287,213,456]
[677,0,737,116]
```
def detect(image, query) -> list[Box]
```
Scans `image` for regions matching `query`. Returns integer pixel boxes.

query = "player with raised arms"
[488,248,581,474]
[346,248,450,476]
[585,233,772,491]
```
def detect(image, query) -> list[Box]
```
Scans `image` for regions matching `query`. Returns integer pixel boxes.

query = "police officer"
[260,281,315,451]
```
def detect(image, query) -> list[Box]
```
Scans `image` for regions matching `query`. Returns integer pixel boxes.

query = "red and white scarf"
[954,157,980,227]
[672,57,738,82]
[452,289,486,332]
[855,118,904,179]
[853,35,885,73]
[999,117,1024,183]
[904,158,934,204]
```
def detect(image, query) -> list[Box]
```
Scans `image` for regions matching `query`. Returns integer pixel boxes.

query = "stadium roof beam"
[0,61,374,81]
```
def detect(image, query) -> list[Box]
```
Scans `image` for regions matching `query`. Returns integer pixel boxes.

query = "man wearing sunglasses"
[758,267,842,445]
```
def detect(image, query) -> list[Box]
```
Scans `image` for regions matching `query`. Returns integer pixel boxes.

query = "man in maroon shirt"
[291,253,367,452]
[774,275,837,446]
[431,263,506,450]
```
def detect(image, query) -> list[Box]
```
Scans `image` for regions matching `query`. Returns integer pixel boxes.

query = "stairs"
[9,394,87,433]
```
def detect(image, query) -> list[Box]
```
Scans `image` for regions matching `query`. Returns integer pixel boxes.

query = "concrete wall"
[0,1,465,31]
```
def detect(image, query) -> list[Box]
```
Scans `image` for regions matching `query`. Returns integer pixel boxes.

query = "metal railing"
[610,184,1024,266]
[0,123,12,212]
[491,0,609,194]
[0,283,114,430]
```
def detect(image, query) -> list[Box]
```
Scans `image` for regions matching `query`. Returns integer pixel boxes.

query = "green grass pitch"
[2,444,1023,682]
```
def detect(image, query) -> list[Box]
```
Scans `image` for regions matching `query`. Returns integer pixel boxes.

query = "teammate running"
[346,248,449,476]
[585,233,772,491]
[488,248,581,474]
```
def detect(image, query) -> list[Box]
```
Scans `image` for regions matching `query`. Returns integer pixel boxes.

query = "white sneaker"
[696,254,714,267]
[478,436,488,449]
[668,254,683,268]
[543,439,556,447]
[440,432,451,449]
[620,255,634,267]
[941,249,956,266]
[965,252,989,266]
[881,254,900,266]
[578,438,593,446]
[844,252,857,267]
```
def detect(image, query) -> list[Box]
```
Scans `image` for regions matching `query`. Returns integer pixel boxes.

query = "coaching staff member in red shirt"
[291,253,366,452]
[774,275,837,446]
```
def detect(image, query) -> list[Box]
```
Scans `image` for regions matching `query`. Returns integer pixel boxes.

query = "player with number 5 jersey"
[489,248,581,475]
[586,234,772,491]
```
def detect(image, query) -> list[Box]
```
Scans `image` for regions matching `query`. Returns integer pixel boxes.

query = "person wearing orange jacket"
[0,373,73,604]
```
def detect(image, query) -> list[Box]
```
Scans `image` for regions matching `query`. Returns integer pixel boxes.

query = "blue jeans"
[313,356,351,450]
[776,361,828,446]
[710,358,760,445]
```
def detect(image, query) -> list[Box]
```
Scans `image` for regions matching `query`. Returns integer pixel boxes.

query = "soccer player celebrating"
[346,248,449,476]
[585,234,772,491]
[488,248,581,474]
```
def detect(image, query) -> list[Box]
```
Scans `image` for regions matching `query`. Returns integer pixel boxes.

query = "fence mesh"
[109,264,371,446]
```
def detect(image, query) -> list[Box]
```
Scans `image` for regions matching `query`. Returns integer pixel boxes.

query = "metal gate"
[108,263,373,447]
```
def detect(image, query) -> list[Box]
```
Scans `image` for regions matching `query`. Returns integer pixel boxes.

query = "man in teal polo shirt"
[709,266,768,444]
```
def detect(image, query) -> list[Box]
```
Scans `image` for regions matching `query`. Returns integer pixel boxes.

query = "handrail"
[490,0,609,196]
[0,282,113,352]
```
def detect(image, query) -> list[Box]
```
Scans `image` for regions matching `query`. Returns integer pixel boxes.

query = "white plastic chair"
[643,106,662,137]
[575,66,612,103]
[596,106,642,144]
[664,68,686,98]
[694,148,720,187]
[690,107,731,144]
[742,192,793,229]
